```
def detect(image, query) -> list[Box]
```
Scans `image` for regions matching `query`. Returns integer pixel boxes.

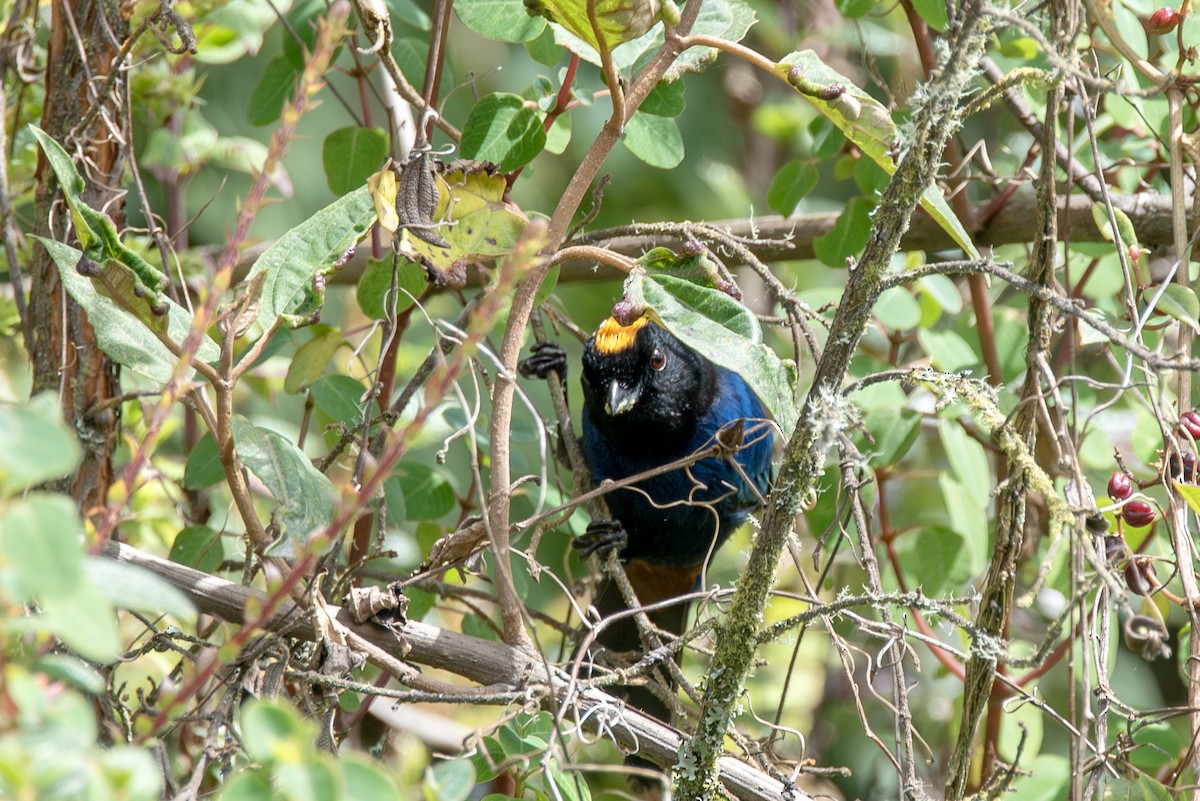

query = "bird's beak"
[606,381,641,416]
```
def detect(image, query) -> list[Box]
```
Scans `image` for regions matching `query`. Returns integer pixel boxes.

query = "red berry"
[1181,411,1200,440]
[1149,7,1181,33]
[1124,557,1157,595]
[1129,244,1141,264]
[1108,472,1134,501]
[1122,499,1156,528]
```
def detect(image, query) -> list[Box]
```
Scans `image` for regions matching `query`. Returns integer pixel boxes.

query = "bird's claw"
[518,341,568,380]
[574,520,628,559]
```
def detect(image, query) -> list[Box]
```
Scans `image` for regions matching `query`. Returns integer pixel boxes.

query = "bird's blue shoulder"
[581,363,775,567]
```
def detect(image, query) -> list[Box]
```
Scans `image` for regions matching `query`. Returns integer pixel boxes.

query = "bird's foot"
[517,341,567,380]
[574,520,628,559]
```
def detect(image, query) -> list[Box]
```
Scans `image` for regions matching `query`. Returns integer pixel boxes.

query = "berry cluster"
[1106,471,1155,528]
[1099,409,1200,606]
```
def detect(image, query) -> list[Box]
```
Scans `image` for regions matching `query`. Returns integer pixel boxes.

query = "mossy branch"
[673,4,992,799]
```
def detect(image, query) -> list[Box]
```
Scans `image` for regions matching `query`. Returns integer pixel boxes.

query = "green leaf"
[916,273,963,314]
[0,493,85,600]
[1174,481,1200,515]
[813,195,873,267]
[835,0,873,17]
[551,0,755,80]
[240,700,312,766]
[382,476,407,526]
[875,286,922,330]
[1008,755,1070,801]
[528,0,665,52]
[393,34,431,83]
[625,270,798,432]
[183,432,225,490]
[96,747,164,800]
[524,25,563,64]
[938,475,985,573]
[83,557,197,624]
[322,126,390,196]
[918,328,978,372]
[310,374,368,426]
[356,258,427,320]
[40,238,220,384]
[911,0,948,30]
[0,394,81,493]
[284,324,344,393]
[775,52,979,259]
[1102,776,1174,801]
[424,759,476,801]
[343,756,403,801]
[940,418,991,505]
[622,111,684,168]
[219,771,274,801]
[231,416,338,553]
[30,127,169,311]
[1091,201,1139,249]
[640,79,686,117]
[248,56,296,126]
[999,35,1040,60]
[278,761,339,801]
[34,654,106,695]
[460,93,547,172]
[455,0,546,42]
[0,496,121,662]
[766,161,818,217]
[1126,722,1182,771]
[193,0,288,64]
[544,760,590,801]
[169,525,227,573]
[247,186,376,329]
[857,383,920,465]
[399,463,457,521]
[39,581,121,664]
[1152,284,1200,332]
[545,111,572,154]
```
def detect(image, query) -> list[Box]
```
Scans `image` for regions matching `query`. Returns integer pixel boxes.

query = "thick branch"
[676,3,991,798]
[200,191,1187,290]
[100,540,807,801]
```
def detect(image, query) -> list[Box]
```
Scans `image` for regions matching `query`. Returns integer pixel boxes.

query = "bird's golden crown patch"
[593,316,649,355]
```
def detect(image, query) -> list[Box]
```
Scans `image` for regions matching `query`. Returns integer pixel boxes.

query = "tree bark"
[27,0,129,521]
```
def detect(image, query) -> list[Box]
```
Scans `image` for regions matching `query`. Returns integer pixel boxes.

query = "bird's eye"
[649,348,667,372]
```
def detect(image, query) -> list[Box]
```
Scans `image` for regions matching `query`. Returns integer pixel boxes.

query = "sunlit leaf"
[247,186,376,329]
[775,51,979,259]
[624,269,798,432]
[399,166,529,277]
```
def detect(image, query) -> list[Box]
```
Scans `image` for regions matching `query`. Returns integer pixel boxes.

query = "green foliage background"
[3,0,1200,799]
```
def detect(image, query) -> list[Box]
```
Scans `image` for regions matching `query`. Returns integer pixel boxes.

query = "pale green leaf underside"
[39,238,220,385]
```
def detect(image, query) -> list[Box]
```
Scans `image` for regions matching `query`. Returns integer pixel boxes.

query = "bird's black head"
[581,317,717,452]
